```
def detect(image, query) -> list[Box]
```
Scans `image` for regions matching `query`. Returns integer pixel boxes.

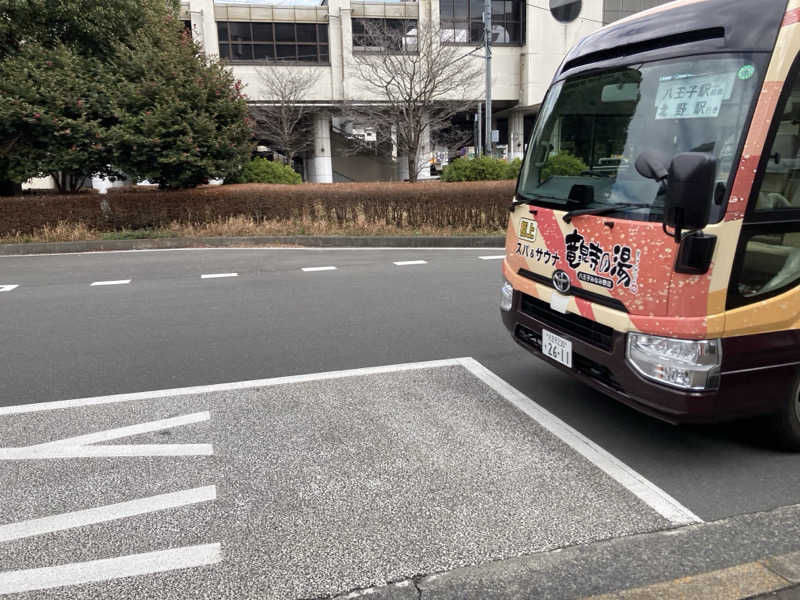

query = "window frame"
[217,21,330,65]
[439,0,524,46]
[727,221,800,309]
[351,18,419,54]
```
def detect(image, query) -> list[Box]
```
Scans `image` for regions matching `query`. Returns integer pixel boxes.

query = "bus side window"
[737,231,800,298]
[731,62,800,308]
[755,77,800,211]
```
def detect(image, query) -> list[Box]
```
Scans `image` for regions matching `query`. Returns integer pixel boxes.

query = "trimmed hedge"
[0,180,515,236]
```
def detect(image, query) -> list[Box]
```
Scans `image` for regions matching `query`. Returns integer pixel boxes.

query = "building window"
[352,18,418,53]
[440,0,523,45]
[217,21,329,63]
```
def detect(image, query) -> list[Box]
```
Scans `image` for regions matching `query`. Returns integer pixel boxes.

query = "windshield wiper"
[562,203,640,223]
[510,193,571,211]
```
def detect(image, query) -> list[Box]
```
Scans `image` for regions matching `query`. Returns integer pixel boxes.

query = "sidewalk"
[333,503,800,600]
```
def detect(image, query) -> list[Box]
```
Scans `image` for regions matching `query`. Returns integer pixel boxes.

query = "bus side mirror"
[636,151,716,243]
[663,152,716,243]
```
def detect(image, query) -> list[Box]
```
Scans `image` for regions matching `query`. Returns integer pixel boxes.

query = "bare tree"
[250,67,321,166]
[346,19,482,182]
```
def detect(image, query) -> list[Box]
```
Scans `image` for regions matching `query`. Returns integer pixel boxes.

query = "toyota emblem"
[552,270,571,294]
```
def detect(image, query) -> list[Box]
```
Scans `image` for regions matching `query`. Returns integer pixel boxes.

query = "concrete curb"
[0,235,506,255]
[329,503,800,600]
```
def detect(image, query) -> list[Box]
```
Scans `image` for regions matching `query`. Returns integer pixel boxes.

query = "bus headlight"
[500,279,514,311]
[626,333,721,391]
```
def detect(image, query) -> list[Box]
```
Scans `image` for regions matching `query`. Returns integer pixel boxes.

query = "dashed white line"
[201,273,238,279]
[301,266,337,272]
[90,280,131,286]
[0,284,19,292]
[479,255,506,260]
[393,260,428,266]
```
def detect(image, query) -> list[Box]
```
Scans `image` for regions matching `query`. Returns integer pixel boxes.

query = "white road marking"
[301,266,337,272]
[35,411,210,448]
[0,284,19,292]
[393,260,428,266]
[0,543,222,595]
[0,444,213,459]
[201,273,238,279]
[0,359,464,416]
[0,412,213,459]
[90,279,131,286]
[457,357,703,526]
[0,486,216,543]
[0,359,700,525]
[479,255,505,260]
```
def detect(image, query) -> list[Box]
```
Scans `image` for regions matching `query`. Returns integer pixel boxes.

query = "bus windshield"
[517,54,766,223]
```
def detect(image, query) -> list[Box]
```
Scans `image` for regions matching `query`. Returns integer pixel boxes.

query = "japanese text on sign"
[655,71,736,120]
[564,228,640,292]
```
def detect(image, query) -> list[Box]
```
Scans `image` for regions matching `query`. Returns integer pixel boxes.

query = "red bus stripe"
[783,7,800,27]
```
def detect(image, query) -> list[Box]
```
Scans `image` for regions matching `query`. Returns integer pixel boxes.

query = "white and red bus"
[502,0,800,448]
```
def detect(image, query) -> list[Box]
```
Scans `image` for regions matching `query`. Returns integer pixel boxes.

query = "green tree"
[0,0,176,61]
[110,28,253,189]
[0,44,118,192]
[0,0,250,193]
[0,0,176,193]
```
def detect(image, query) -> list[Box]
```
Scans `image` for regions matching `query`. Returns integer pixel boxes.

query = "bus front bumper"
[501,291,789,424]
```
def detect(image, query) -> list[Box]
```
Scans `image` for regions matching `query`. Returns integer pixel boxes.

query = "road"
[1,247,799,597]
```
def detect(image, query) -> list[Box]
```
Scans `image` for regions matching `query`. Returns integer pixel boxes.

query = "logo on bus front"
[518,218,538,242]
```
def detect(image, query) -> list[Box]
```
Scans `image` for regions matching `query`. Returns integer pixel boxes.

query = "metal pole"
[476,108,482,156]
[483,0,492,157]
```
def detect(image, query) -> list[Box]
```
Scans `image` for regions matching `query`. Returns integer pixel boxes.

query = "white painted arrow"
[0,412,213,459]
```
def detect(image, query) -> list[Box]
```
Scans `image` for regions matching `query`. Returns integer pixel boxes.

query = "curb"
[329,503,800,600]
[0,235,506,255]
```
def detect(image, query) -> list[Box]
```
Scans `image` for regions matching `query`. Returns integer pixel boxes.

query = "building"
[26,0,672,190]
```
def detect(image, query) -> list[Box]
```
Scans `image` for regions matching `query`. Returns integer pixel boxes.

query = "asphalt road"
[1,247,798,525]
[0,362,675,598]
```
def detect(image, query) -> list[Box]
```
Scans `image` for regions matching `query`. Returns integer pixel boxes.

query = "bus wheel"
[772,374,800,451]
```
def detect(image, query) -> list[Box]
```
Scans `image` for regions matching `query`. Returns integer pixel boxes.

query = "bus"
[501,0,800,449]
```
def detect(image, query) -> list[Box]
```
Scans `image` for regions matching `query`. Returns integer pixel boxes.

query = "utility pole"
[483,0,492,157]
[476,107,482,156]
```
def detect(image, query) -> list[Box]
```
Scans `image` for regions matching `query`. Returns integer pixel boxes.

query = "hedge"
[0,180,516,236]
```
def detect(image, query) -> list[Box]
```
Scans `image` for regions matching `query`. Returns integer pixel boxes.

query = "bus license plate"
[542,329,572,368]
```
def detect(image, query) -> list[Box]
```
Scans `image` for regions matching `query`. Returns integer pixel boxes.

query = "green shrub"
[540,151,588,181]
[227,158,301,184]
[504,158,522,180]
[441,156,519,182]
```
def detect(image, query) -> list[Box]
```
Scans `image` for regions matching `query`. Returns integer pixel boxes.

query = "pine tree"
[0,45,118,192]
[110,26,253,189]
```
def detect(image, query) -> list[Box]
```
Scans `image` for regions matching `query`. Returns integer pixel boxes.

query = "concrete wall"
[520,0,604,108]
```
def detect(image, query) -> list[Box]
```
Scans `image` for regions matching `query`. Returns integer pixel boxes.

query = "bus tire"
[771,373,800,452]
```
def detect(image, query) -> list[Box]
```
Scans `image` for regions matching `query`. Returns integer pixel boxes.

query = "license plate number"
[542,329,572,368]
